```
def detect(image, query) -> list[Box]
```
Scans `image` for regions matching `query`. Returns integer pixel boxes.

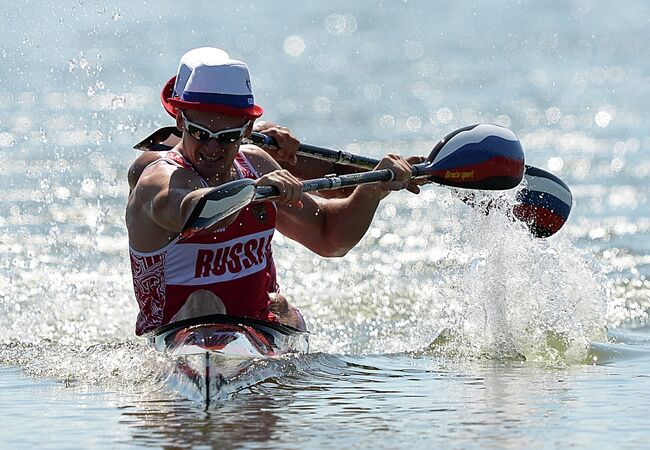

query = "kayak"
[149,314,309,406]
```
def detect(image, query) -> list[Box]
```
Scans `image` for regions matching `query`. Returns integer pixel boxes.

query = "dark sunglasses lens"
[217,130,243,145]
[187,124,210,141]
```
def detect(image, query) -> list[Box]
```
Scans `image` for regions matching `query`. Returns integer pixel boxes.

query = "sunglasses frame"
[182,113,250,145]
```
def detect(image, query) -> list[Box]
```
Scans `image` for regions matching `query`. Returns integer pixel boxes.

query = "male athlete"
[126,47,421,335]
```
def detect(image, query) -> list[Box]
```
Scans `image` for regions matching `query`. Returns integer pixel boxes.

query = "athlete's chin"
[195,160,230,181]
[197,157,225,171]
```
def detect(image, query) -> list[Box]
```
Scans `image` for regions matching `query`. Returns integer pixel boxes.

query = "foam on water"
[425,191,609,363]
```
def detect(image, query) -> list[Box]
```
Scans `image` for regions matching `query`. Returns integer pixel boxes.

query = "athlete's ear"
[175,110,184,131]
[244,119,255,137]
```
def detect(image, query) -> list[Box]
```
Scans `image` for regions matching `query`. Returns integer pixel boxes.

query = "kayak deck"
[149,314,309,405]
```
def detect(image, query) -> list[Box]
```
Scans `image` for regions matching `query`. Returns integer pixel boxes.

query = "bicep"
[150,184,194,232]
[275,194,348,257]
[246,147,351,255]
[133,165,196,233]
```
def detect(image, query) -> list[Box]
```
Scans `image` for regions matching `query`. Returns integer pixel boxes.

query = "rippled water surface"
[2,1,650,449]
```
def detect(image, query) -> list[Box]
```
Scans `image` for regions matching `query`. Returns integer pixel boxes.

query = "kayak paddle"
[246,128,573,238]
[183,124,525,232]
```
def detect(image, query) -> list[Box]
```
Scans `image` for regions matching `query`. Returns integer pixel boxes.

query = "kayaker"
[126,47,423,336]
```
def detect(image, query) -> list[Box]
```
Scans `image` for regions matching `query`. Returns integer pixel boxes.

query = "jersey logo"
[251,204,268,223]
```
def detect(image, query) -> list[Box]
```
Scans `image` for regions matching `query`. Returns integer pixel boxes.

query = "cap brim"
[161,76,263,120]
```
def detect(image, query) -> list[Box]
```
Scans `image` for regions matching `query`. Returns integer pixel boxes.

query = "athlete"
[126,47,422,335]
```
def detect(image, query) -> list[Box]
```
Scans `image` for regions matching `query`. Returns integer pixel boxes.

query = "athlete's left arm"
[244,147,421,257]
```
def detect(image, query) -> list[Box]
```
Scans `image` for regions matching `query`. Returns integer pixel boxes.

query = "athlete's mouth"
[199,152,221,162]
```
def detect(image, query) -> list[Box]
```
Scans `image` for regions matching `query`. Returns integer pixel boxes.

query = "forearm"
[317,184,388,256]
[178,189,206,228]
[277,181,393,257]
[151,187,209,233]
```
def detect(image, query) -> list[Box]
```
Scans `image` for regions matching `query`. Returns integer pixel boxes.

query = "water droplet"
[379,115,395,128]
[610,158,624,173]
[0,132,16,148]
[80,179,97,196]
[406,116,421,132]
[110,96,126,110]
[547,156,564,172]
[324,14,357,36]
[595,110,612,127]
[283,35,305,57]
[435,107,453,124]
[54,187,71,200]
[545,106,562,124]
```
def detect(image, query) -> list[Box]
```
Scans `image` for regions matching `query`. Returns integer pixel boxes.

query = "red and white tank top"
[129,150,278,335]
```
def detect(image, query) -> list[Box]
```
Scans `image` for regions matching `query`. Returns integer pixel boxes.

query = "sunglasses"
[182,114,250,145]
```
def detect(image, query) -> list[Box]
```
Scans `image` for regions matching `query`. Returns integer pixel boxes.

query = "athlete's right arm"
[126,163,223,253]
[129,163,205,232]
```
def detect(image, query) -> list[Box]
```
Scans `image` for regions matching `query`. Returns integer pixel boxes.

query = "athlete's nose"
[204,138,225,151]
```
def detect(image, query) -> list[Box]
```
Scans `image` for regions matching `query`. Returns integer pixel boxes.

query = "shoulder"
[128,151,165,191]
[240,144,281,176]
[130,155,202,201]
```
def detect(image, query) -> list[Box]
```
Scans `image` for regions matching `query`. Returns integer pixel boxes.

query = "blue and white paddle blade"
[513,166,573,238]
[183,179,256,234]
[424,124,525,190]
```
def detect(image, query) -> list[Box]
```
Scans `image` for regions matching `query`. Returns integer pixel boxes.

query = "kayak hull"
[149,314,309,405]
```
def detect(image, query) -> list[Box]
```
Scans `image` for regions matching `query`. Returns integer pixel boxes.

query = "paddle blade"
[512,166,572,238]
[418,124,525,190]
[182,179,256,235]
[133,126,181,151]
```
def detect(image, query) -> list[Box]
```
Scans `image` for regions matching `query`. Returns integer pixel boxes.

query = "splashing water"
[422,190,609,363]
[277,187,610,364]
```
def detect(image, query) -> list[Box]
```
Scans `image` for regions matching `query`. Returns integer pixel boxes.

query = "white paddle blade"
[183,179,256,233]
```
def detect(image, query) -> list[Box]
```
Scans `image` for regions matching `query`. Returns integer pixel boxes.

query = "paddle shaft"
[248,132,378,170]
[254,159,432,200]
[173,123,529,232]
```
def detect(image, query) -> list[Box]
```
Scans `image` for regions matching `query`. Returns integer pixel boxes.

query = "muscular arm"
[277,184,387,257]
[244,146,410,257]
[126,162,234,252]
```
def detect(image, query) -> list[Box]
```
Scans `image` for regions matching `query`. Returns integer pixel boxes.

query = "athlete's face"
[177,109,252,183]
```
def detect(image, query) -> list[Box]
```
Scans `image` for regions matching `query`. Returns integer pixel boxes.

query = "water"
[2,0,650,448]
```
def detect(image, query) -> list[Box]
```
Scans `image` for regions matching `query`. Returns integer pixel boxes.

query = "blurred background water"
[1,1,650,448]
